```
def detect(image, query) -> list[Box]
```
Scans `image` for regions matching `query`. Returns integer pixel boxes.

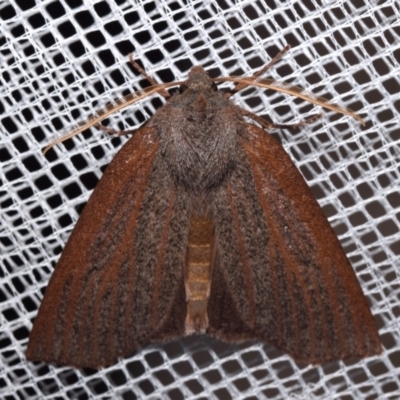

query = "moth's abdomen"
[185,216,214,334]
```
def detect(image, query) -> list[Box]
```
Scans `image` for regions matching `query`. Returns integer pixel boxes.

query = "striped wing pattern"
[208,124,381,364]
[27,127,190,368]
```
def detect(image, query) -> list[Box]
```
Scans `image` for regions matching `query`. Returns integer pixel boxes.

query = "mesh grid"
[1,0,399,399]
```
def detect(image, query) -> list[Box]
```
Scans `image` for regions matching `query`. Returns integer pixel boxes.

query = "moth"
[26,46,381,368]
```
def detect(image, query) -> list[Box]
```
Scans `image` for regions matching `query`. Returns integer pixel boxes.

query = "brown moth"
[26,46,381,368]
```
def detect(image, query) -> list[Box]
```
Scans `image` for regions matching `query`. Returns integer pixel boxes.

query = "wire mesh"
[1,0,399,399]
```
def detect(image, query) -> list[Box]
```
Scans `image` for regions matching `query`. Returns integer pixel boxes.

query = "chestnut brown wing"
[27,127,190,368]
[208,123,381,364]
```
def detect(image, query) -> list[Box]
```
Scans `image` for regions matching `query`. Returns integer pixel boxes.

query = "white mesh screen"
[1,0,399,399]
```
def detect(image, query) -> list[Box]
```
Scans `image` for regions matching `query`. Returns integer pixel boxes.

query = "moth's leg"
[95,123,138,136]
[227,45,291,97]
[128,54,170,99]
[95,54,168,137]
[240,108,323,130]
[128,54,158,86]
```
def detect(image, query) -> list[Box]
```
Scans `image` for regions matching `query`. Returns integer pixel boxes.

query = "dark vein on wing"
[151,186,177,333]
[227,179,256,329]
[61,140,157,360]
[76,144,156,360]
[243,139,316,354]
[251,160,301,350]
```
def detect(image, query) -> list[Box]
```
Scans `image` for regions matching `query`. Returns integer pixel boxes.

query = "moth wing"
[208,123,381,364]
[27,127,190,368]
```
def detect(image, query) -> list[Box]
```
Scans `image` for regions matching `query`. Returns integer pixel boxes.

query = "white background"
[1,0,399,399]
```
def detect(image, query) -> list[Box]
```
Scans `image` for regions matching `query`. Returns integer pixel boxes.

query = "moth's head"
[180,66,217,93]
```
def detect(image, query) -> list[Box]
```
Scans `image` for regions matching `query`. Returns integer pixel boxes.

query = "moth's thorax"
[153,79,242,190]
